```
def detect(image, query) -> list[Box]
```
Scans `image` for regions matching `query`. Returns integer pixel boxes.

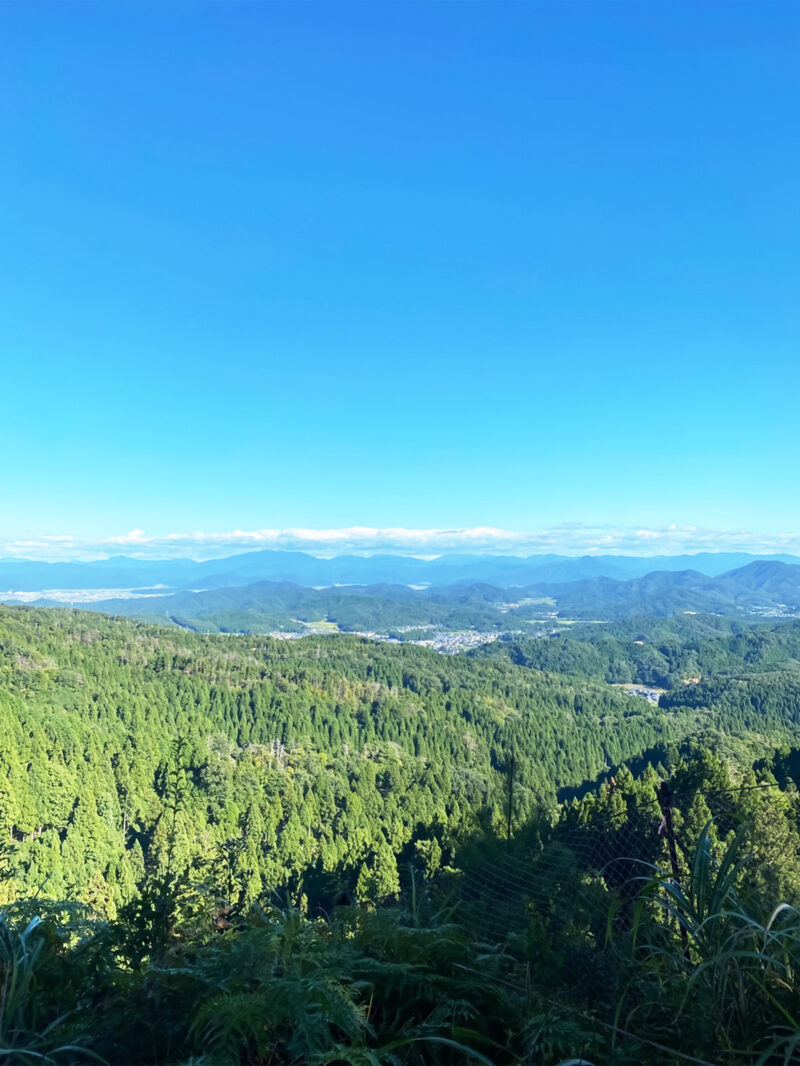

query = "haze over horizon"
[5,523,800,564]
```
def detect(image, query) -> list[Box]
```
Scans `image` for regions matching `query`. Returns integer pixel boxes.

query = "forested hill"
[475,615,800,688]
[521,560,800,619]
[7,606,800,1064]
[0,605,681,910]
[4,605,800,916]
[76,579,533,635]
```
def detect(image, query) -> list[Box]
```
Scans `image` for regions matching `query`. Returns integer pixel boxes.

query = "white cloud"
[2,523,800,561]
[107,529,149,544]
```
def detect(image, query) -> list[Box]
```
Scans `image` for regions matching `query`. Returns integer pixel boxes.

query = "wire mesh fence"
[452,781,789,943]
[453,792,664,943]
[442,780,794,1065]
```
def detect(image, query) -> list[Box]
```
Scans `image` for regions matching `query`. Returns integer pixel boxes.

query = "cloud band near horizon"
[2,524,800,562]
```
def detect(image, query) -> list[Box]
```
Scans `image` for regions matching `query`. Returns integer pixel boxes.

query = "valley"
[4,555,798,643]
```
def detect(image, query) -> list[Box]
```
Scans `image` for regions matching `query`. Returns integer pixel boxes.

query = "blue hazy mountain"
[30,560,800,632]
[1,550,800,593]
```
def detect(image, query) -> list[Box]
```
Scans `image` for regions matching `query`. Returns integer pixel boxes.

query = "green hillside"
[89,580,534,636]
[5,606,800,1065]
[476,615,800,687]
[1,605,691,909]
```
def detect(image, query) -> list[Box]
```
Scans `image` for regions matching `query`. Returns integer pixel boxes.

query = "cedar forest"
[3,604,800,1064]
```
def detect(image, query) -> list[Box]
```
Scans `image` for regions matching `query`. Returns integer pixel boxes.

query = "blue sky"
[2,2,799,558]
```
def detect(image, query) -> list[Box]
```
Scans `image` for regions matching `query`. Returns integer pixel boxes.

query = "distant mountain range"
[528,561,800,620]
[1,549,800,593]
[19,559,800,633]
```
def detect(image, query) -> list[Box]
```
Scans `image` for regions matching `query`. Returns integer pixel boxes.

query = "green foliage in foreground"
[628,824,800,1062]
[3,797,800,1066]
